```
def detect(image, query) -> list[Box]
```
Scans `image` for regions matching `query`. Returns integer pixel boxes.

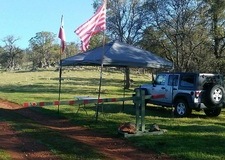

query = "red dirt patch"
[0,121,60,160]
[0,99,173,160]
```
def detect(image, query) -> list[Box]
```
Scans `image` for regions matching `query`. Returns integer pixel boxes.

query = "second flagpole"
[95,0,107,121]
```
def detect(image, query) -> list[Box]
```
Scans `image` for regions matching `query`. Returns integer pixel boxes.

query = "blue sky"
[1,0,94,49]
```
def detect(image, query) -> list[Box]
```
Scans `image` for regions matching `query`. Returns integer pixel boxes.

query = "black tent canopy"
[60,41,173,69]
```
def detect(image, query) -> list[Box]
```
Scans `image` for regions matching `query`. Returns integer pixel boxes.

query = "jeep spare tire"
[205,84,224,106]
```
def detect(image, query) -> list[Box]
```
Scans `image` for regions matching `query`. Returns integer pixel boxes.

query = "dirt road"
[0,99,173,160]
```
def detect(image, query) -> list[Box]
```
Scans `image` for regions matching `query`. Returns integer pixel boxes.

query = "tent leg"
[96,65,104,121]
[122,68,126,111]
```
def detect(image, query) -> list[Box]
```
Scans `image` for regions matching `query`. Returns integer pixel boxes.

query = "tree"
[64,42,80,57]
[105,0,148,45]
[141,0,211,72]
[0,36,23,70]
[0,46,4,69]
[201,0,225,73]
[29,31,57,70]
[83,33,111,52]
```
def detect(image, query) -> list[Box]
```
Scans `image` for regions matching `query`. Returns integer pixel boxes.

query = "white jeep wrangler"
[136,72,225,117]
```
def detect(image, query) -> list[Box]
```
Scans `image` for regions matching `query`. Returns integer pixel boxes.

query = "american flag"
[75,0,106,51]
[58,15,66,53]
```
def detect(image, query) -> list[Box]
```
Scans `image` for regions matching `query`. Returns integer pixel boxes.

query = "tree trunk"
[124,67,130,89]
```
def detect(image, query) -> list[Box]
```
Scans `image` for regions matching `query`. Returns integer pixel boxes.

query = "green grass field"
[0,67,225,160]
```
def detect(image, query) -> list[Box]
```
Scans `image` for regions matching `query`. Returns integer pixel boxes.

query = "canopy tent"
[58,41,173,120]
[60,40,173,68]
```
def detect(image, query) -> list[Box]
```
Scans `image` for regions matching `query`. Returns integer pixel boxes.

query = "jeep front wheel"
[174,99,191,117]
[204,108,221,117]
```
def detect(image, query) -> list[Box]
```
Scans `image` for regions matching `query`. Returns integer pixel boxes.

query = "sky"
[1,0,95,49]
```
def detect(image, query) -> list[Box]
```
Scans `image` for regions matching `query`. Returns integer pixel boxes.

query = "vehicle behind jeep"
[136,72,225,117]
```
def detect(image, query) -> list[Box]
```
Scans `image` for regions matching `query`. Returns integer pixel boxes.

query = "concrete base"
[123,129,167,138]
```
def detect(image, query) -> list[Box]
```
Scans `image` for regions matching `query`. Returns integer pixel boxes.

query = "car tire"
[205,84,224,106]
[204,108,221,117]
[174,99,192,117]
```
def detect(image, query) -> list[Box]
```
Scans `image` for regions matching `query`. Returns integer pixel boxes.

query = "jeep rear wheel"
[205,85,224,106]
[204,108,221,117]
[174,99,192,117]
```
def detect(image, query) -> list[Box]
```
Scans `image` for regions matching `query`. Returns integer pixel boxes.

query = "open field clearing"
[0,67,225,160]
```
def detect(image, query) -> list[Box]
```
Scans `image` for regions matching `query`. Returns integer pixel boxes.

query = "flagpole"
[74,0,106,121]
[95,33,106,121]
[57,15,66,115]
[95,0,107,121]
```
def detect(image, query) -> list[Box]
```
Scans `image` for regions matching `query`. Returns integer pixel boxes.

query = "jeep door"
[166,74,179,103]
[150,74,179,105]
[150,74,165,104]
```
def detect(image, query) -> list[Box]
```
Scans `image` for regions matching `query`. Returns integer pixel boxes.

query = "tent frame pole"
[96,29,107,121]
